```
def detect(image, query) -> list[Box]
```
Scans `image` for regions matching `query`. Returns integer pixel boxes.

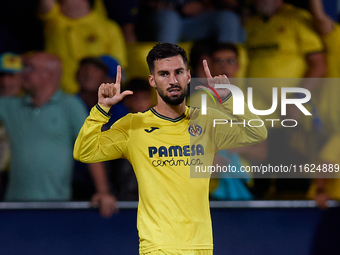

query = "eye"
[160,72,168,77]
[176,70,183,75]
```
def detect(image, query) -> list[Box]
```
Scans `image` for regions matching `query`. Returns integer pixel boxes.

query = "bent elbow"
[73,147,88,163]
[73,148,82,162]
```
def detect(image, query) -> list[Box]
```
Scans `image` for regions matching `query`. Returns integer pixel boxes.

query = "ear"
[149,74,156,88]
[187,70,191,84]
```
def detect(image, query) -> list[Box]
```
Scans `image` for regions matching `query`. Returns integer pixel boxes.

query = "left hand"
[91,192,119,218]
[195,59,231,100]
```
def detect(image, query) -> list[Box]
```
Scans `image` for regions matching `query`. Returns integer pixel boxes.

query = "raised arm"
[39,0,56,15]
[199,60,267,149]
[309,0,334,35]
[74,66,133,163]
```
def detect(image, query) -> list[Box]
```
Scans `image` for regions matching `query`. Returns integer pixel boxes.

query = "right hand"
[98,65,133,108]
[315,192,332,210]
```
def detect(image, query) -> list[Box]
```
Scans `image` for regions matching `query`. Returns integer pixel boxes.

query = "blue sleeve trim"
[222,93,232,104]
[95,104,111,118]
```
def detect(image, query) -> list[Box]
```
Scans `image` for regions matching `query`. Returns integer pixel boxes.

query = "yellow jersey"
[40,4,127,94]
[323,23,340,78]
[312,23,340,136]
[245,4,324,122]
[245,3,324,79]
[74,97,267,254]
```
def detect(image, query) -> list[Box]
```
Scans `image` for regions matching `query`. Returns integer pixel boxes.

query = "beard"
[156,84,188,106]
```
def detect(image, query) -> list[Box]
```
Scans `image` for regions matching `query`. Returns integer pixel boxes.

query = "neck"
[154,98,186,119]
[272,3,284,17]
[61,5,90,19]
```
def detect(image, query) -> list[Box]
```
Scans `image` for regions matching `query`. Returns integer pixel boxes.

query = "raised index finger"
[116,65,121,85]
[203,59,212,78]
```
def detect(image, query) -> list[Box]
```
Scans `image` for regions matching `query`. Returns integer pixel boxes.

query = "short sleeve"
[294,10,324,54]
[323,22,340,54]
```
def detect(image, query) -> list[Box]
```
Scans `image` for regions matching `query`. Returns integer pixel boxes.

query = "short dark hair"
[79,57,109,75]
[211,43,239,58]
[146,43,188,74]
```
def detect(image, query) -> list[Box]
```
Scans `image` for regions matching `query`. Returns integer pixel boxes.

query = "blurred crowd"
[1,0,340,215]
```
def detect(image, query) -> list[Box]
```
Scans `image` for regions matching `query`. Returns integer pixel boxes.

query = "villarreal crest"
[188,124,202,137]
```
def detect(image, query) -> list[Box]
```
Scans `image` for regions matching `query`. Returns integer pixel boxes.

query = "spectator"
[306,3,340,254]
[208,43,267,200]
[307,133,340,255]
[246,0,326,79]
[0,52,23,200]
[39,0,127,94]
[244,0,327,199]
[245,0,326,118]
[74,55,128,206]
[123,78,154,113]
[209,43,267,161]
[0,53,23,97]
[0,52,117,217]
[135,0,246,44]
[307,0,340,204]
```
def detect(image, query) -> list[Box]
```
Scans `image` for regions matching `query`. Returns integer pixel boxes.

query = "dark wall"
[0,0,44,53]
[0,207,325,255]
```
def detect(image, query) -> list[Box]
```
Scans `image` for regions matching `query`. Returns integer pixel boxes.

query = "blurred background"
[0,0,340,254]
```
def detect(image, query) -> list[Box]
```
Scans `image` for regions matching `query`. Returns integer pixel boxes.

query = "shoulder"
[59,91,85,106]
[280,4,313,23]
[0,96,24,120]
[56,91,87,115]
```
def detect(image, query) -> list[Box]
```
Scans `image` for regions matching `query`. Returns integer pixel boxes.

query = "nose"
[169,73,178,84]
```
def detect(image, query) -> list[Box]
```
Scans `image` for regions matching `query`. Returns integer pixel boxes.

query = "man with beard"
[74,43,267,255]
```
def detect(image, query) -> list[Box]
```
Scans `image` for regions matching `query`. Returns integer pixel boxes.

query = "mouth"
[168,87,181,96]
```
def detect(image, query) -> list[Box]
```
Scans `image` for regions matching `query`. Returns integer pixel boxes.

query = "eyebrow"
[157,67,185,74]
[175,67,185,72]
